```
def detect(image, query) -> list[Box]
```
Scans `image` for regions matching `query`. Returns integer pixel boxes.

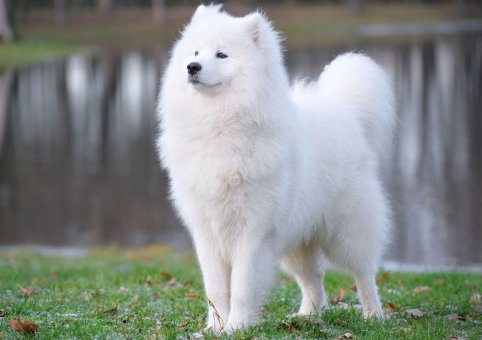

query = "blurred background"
[0,0,481,268]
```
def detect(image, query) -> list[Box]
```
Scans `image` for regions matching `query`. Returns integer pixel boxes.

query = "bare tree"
[54,0,66,26]
[99,0,113,14]
[152,0,166,24]
[0,0,13,42]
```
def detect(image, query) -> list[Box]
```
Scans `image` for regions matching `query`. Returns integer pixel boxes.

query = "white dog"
[157,4,394,333]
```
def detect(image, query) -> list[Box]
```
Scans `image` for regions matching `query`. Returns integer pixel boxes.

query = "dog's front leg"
[192,230,230,333]
[224,237,278,332]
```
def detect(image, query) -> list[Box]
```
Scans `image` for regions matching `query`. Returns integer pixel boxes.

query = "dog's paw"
[362,308,385,320]
[223,319,255,334]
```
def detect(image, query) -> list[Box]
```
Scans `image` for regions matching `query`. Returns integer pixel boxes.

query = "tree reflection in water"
[0,35,481,266]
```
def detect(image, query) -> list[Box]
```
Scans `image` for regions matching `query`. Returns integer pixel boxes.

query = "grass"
[1,3,481,69]
[0,39,80,70]
[0,247,481,338]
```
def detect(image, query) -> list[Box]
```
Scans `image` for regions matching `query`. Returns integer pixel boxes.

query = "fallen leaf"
[434,279,445,286]
[19,286,33,298]
[413,286,431,294]
[332,288,346,303]
[334,318,348,327]
[470,292,481,305]
[185,293,200,301]
[0,310,6,317]
[191,332,205,339]
[160,271,172,280]
[83,291,94,301]
[9,319,38,334]
[377,271,390,285]
[337,332,354,339]
[403,308,425,318]
[161,278,181,290]
[349,283,357,292]
[102,306,118,317]
[384,302,399,313]
[397,327,411,334]
[470,304,482,317]
[446,313,467,322]
[131,294,139,303]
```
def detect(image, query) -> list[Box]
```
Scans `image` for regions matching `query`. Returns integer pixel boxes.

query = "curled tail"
[318,53,395,160]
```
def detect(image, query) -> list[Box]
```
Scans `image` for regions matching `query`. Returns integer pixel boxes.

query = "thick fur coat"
[157,4,395,333]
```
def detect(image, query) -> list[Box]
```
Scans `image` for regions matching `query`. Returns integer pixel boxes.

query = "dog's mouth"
[188,75,221,88]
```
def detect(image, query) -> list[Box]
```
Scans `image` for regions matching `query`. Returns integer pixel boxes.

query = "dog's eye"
[194,51,199,56]
[216,52,228,59]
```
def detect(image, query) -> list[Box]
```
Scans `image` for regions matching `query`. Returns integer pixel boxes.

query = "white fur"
[157,5,395,333]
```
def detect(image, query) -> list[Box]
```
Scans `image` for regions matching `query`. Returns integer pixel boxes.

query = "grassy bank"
[0,247,481,338]
[1,3,481,69]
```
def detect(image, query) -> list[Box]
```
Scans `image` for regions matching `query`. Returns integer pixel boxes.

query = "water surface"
[0,34,481,266]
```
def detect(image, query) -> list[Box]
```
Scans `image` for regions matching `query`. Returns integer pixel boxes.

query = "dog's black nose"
[187,62,202,75]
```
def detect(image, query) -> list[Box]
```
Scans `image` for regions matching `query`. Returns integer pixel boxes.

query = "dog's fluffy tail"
[318,53,395,161]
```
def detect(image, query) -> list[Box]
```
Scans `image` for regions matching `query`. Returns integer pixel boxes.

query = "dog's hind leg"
[323,178,390,318]
[282,241,327,315]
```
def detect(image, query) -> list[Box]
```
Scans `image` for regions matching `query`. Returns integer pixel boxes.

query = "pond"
[0,33,481,267]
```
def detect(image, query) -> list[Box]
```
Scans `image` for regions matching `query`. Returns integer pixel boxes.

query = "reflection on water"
[0,35,481,265]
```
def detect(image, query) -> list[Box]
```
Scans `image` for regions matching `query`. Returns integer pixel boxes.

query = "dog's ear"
[191,4,222,22]
[243,12,269,46]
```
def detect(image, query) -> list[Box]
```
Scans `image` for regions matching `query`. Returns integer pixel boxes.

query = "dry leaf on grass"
[470,304,482,317]
[19,286,33,298]
[102,306,118,317]
[161,278,182,290]
[190,332,205,340]
[384,302,400,313]
[337,332,355,339]
[9,319,38,334]
[332,288,346,303]
[403,308,425,318]
[185,293,200,301]
[413,286,431,293]
[446,313,468,322]
[131,295,140,303]
[83,291,94,301]
[377,271,390,285]
[349,283,357,292]
[160,271,172,280]
[434,279,445,285]
[470,292,481,305]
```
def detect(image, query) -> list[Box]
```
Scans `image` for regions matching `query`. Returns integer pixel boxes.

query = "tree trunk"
[0,0,13,42]
[54,0,66,26]
[99,0,113,14]
[152,0,165,24]
[0,71,13,158]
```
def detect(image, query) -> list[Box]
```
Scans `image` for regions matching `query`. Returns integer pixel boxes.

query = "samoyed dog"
[157,4,394,333]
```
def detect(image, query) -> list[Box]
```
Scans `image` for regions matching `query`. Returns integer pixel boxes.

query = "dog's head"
[170,5,283,96]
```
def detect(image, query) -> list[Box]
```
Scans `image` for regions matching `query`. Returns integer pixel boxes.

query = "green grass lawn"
[0,247,481,338]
